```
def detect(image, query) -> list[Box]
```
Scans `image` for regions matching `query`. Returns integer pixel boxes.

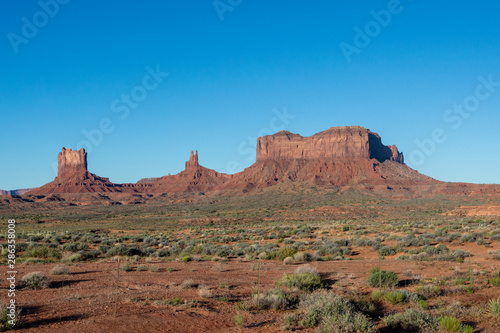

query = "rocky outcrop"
[26,126,436,195]
[58,148,88,179]
[256,126,404,164]
[28,148,137,194]
[185,150,199,169]
[144,151,231,193]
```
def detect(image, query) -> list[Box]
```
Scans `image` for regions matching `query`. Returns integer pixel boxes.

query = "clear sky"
[1,0,500,190]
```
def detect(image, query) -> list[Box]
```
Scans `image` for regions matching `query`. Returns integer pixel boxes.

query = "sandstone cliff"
[256,126,404,163]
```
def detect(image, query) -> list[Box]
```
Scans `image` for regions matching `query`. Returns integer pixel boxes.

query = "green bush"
[277,247,298,261]
[279,271,322,291]
[416,285,442,299]
[120,262,132,271]
[378,246,395,257]
[20,271,49,290]
[488,298,500,317]
[299,291,375,332]
[0,302,20,330]
[383,291,405,305]
[367,268,399,288]
[439,316,462,332]
[489,277,500,287]
[382,309,438,332]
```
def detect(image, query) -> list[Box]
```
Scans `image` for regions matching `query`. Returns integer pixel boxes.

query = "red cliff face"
[256,126,404,164]
[58,148,88,179]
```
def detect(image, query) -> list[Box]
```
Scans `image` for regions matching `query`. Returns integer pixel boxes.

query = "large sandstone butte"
[257,126,404,164]
[29,148,133,194]
[223,126,431,189]
[26,126,440,195]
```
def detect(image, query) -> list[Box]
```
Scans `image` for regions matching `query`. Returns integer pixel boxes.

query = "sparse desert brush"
[21,271,49,289]
[197,285,212,298]
[49,265,70,275]
[439,315,463,332]
[136,264,148,271]
[383,291,405,305]
[0,302,20,330]
[367,268,399,288]
[416,285,442,299]
[293,251,313,262]
[279,265,322,291]
[277,247,298,260]
[181,279,196,289]
[382,309,439,332]
[488,298,500,317]
[120,262,132,271]
[299,291,375,332]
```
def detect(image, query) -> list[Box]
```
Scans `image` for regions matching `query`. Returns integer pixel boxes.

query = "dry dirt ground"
[4,251,500,333]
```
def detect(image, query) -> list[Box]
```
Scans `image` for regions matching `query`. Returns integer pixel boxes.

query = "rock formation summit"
[29,148,126,194]
[27,126,438,195]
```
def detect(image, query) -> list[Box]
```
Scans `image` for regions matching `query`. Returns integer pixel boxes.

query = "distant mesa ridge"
[24,126,433,195]
[256,126,404,164]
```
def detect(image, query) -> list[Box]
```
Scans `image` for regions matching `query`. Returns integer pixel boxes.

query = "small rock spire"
[185,150,199,169]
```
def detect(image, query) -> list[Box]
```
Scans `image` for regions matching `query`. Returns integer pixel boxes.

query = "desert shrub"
[382,309,439,332]
[20,272,49,289]
[61,252,83,263]
[79,250,100,260]
[0,302,20,330]
[283,257,294,265]
[120,262,132,271]
[181,279,196,289]
[378,246,396,257]
[367,268,399,288]
[136,264,148,271]
[198,285,212,298]
[106,244,129,257]
[416,285,442,299]
[293,251,312,262]
[300,291,375,332]
[397,234,419,247]
[62,242,88,252]
[24,245,61,259]
[384,291,404,304]
[49,265,70,275]
[489,298,500,317]
[439,316,462,332]
[277,247,298,260]
[371,290,382,302]
[279,266,322,291]
[252,289,295,310]
[489,277,500,287]
[460,233,475,243]
[98,244,110,254]
[383,290,419,304]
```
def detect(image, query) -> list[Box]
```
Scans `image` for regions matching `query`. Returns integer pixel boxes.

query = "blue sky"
[1,0,500,190]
